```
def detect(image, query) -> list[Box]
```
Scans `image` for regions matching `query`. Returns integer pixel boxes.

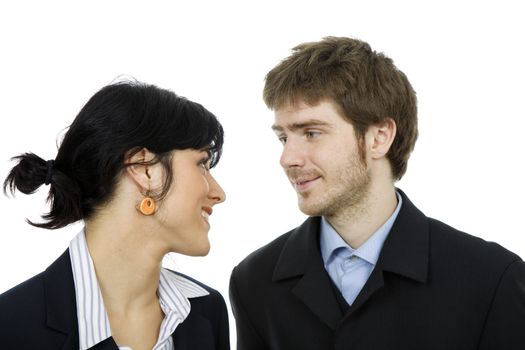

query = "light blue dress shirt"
[319,192,402,306]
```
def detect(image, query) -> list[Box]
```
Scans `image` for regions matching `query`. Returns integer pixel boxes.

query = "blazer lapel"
[88,338,119,350]
[172,311,215,349]
[273,217,343,330]
[43,249,80,350]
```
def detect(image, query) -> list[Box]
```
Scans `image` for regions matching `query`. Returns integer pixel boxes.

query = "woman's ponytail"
[3,153,83,229]
[3,153,49,195]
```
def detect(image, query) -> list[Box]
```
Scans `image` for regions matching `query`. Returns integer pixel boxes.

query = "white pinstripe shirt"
[69,230,209,350]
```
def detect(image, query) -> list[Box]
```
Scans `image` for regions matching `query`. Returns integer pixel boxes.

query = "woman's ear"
[366,118,397,160]
[124,148,162,191]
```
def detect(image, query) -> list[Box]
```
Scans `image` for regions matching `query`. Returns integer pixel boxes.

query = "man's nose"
[280,137,306,169]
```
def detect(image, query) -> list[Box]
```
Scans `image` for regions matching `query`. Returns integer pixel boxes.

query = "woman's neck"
[84,211,166,316]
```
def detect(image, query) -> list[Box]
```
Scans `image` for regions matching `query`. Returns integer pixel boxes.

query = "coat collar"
[271,189,430,329]
[376,189,429,283]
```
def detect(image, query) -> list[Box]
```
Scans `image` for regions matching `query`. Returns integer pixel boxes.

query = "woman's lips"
[201,206,213,223]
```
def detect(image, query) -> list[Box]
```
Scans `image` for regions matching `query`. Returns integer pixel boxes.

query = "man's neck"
[325,184,398,249]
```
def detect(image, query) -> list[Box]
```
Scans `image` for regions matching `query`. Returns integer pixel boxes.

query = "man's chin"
[297,200,324,217]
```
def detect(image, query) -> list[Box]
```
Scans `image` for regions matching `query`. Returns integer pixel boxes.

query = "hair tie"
[44,160,55,185]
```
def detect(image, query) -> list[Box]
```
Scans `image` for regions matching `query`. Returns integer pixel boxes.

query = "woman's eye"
[199,158,210,171]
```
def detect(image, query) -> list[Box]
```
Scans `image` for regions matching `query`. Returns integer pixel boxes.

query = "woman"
[0,80,229,349]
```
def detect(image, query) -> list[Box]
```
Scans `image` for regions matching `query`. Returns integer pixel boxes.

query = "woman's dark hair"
[3,80,224,229]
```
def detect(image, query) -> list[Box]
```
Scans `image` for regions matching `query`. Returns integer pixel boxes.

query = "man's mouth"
[292,176,321,192]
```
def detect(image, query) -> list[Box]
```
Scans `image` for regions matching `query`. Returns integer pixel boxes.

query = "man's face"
[272,99,371,217]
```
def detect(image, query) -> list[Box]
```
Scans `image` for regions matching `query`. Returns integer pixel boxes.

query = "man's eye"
[305,131,321,139]
[278,136,287,145]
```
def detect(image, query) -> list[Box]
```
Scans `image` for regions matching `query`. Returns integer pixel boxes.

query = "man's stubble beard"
[297,152,371,220]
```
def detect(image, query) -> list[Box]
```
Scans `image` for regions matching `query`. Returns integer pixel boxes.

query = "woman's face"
[154,149,225,256]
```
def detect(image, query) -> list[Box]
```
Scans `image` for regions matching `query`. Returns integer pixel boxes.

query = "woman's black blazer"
[0,250,230,350]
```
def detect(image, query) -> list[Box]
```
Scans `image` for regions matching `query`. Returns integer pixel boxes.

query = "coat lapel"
[273,217,343,330]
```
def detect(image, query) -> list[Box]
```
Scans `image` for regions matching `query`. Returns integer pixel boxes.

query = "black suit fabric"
[0,250,230,350]
[229,191,525,349]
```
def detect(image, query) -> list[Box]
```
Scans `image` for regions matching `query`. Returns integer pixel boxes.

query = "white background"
[1,0,524,346]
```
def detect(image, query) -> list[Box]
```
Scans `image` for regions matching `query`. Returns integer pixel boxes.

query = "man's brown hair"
[263,36,418,180]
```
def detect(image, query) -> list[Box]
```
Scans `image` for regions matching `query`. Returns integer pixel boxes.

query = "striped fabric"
[69,230,209,350]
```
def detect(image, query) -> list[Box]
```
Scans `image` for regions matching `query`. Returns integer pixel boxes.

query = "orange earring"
[139,196,156,215]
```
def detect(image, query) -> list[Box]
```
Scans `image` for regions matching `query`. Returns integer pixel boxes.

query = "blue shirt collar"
[320,192,403,266]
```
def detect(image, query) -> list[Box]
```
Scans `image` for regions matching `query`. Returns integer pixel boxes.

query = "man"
[229,37,525,349]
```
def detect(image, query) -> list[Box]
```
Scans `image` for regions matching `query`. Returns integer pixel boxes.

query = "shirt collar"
[320,192,403,266]
[69,229,208,350]
[157,268,209,323]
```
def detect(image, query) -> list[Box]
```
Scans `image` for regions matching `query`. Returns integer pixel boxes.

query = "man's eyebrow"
[271,119,332,132]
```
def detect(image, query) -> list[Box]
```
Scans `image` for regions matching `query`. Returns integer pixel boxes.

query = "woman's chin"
[172,240,211,257]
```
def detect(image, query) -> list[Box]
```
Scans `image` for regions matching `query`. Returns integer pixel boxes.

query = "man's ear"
[366,118,397,160]
[124,148,162,191]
